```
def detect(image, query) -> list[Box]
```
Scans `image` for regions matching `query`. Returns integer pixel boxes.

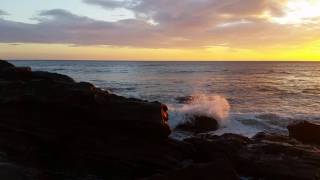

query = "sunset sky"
[0,0,320,61]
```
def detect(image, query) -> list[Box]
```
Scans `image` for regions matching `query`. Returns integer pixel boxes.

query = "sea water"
[11,60,320,137]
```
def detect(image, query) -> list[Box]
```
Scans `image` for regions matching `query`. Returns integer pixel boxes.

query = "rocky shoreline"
[0,60,320,180]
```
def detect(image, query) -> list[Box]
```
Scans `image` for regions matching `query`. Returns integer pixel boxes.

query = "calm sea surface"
[11,61,320,137]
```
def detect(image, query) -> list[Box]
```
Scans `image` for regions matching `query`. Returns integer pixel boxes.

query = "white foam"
[168,94,320,140]
[211,113,265,137]
[169,94,230,128]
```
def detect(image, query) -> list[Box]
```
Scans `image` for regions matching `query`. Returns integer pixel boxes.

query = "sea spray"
[169,94,230,128]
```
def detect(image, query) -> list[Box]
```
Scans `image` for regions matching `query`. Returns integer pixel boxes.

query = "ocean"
[11,60,320,137]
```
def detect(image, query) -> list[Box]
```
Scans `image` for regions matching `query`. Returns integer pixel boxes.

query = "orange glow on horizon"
[1,0,320,61]
[1,43,319,61]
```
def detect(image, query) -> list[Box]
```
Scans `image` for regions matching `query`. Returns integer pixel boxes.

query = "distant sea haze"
[11,60,320,137]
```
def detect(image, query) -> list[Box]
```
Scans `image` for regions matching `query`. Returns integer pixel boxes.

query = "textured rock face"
[175,115,219,133]
[185,133,320,180]
[0,60,176,179]
[1,60,320,180]
[145,160,239,180]
[288,121,320,145]
[240,133,320,180]
[0,60,170,140]
[144,132,320,180]
[0,163,27,180]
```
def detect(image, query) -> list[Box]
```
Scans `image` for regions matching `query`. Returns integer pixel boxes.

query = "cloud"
[0,0,319,49]
[84,0,287,24]
[0,9,165,47]
[0,10,9,16]
[83,0,135,9]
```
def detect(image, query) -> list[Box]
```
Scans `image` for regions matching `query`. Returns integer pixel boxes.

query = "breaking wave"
[169,94,320,139]
[169,94,230,128]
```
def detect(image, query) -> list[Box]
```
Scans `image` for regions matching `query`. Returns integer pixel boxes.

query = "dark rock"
[288,121,320,145]
[237,135,320,180]
[0,61,170,140]
[252,132,300,144]
[0,163,27,180]
[176,115,219,133]
[185,133,320,180]
[175,96,194,104]
[1,59,320,180]
[13,67,31,73]
[184,134,251,163]
[0,60,14,71]
[0,60,175,179]
[31,71,75,83]
[145,160,239,180]
[0,61,32,80]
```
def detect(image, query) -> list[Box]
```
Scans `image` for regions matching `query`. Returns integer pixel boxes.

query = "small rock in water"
[176,115,219,133]
[287,120,320,145]
[175,96,194,104]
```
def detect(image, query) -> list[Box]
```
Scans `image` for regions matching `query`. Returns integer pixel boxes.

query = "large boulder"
[176,115,219,133]
[0,60,170,140]
[0,60,177,179]
[287,121,320,145]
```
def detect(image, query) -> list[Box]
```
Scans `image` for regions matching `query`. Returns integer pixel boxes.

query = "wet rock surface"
[0,60,320,180]
[175,115,219,133]
[185,133,320,180]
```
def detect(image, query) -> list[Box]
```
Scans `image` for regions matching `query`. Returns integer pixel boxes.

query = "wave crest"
[169,94,231,128]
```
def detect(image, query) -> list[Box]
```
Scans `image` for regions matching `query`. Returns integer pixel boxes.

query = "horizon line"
[6,59,320,62]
